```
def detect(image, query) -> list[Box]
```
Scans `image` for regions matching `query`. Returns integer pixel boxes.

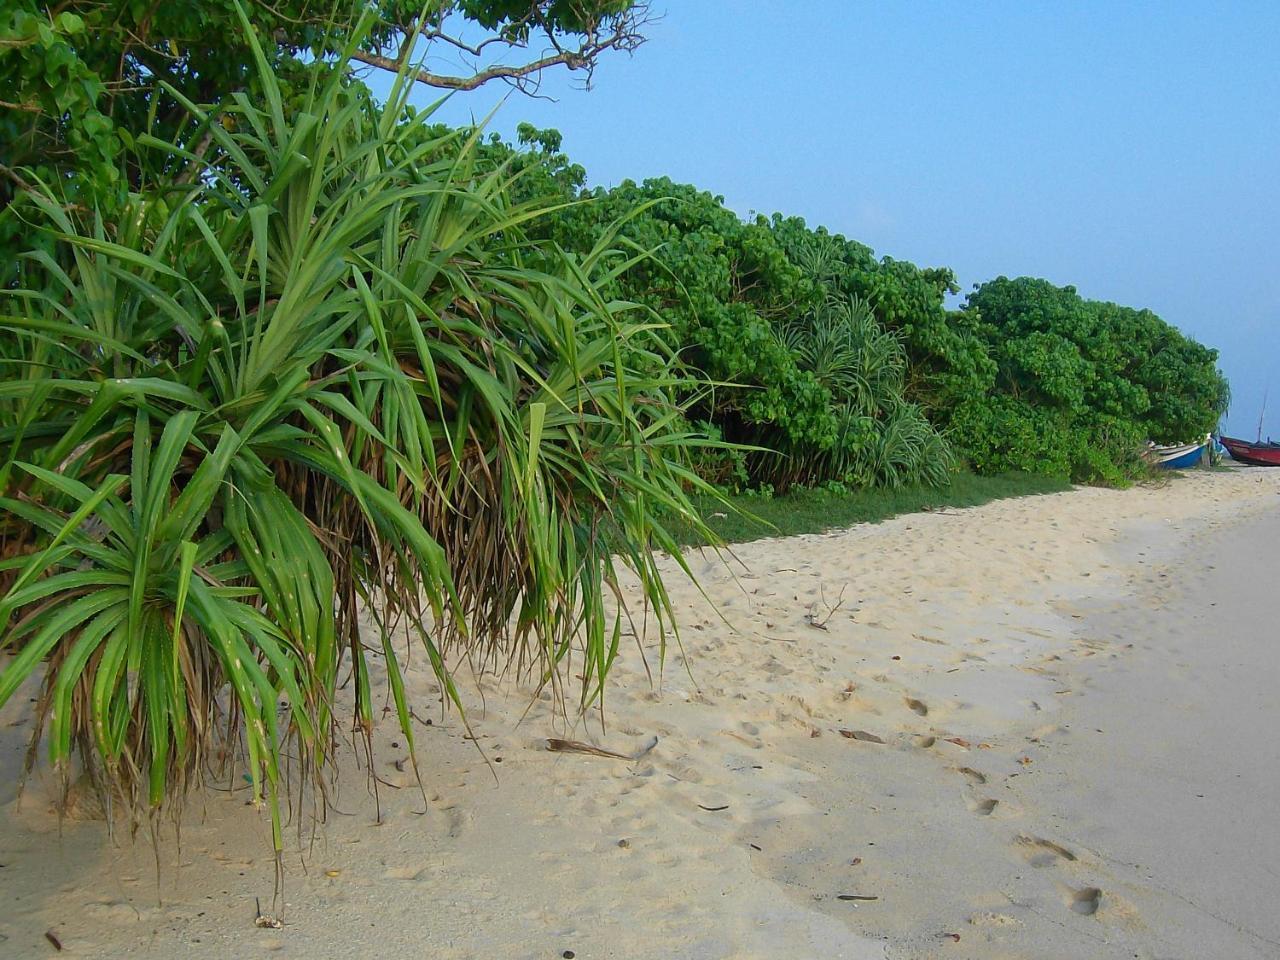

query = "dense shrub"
[950,278,1229,481]
[472,129,1231,489]
[506,173,958,491]
[765,296,955,488]
[767,217,997,415]
[0,24,719,836]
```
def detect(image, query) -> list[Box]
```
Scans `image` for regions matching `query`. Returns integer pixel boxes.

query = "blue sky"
[376,2,1280,439]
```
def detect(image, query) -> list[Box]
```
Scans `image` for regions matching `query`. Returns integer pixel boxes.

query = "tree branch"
[353,2,653,94]
[352,46,594,91]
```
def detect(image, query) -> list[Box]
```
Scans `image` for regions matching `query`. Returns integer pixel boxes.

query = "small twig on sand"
[804,583,849,630]
[546,736,658,761]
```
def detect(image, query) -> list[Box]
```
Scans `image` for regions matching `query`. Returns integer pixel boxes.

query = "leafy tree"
[315,126,1233,491]
[0,1,650,272]
[952,277,1229,482]
[531,177,835,469]
[495,170,958,490]
[772,296,954,489]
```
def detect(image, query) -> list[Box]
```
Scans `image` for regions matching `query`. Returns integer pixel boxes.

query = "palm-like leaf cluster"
[762,296,954,488]
[0,14,717,843]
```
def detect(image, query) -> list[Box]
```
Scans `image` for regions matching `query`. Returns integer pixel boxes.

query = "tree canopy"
[947,277,1229,481]
[0,1,650,265]
[1,7,1231,489]
[458,125,1232,487]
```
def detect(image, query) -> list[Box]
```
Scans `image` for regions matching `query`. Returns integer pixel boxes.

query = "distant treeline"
[482,124,1230,489]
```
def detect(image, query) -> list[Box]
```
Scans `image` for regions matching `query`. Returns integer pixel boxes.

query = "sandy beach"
[2,468,1278,959]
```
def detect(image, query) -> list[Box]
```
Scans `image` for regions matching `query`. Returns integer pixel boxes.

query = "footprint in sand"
[82,899,139,923]
[1025,727,1062,748]
[968,798,998,816]
[663,760,706,784]
[430,803,469,837]
[383,865,431,881]
[1015,835,1077,868]
[913,633,947,646]
[956,766,987,785]
[725,721,765,749]
[1070,886,1102,916]
[904,697,928,717]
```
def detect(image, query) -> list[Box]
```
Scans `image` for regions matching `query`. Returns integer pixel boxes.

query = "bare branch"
[352,2,654,95]
[351,46,575,92]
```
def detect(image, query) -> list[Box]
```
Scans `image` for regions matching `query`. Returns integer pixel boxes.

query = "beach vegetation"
[0,9,716,841]
[481,134,1229,488]
[0,0,1234,846]
[0,0,652,277]
[510,177,959,492]
[947,277,1230,483]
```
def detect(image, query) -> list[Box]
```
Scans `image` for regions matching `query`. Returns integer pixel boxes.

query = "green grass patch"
[677,471,1073,546]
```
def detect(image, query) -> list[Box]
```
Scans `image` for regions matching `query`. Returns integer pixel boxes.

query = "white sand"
[2,468,1279,958]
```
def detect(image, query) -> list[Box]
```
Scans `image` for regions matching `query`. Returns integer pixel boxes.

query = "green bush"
[0,19,719,839]
[501,176,960,491]
[950,277,1228,483]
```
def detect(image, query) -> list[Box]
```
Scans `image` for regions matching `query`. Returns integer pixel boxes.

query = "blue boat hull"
[1157,444,1205,469]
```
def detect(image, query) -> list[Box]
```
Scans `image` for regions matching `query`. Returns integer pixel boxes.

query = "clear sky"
[380,2,1280,440]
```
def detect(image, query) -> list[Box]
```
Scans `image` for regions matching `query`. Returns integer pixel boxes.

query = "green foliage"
[466,131,1228,492]
[0,1,646,278]
[768,296,955,488]
[0,1,346,274]
[767,217,997,413]
[460,0,635,34]
[0,22,718,834]
[498,174,957,491]
[949,277,1229,482]
[544,178,829,449]
[0,6,120,259]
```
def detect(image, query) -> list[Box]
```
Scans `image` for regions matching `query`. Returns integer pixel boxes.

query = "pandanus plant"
[757,295,954,489]
[0,7,720,850]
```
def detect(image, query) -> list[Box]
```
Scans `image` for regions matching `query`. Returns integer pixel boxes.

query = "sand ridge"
[2,468,1278,958]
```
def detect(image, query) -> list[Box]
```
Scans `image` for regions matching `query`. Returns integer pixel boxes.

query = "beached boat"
[1220,435,1280,466]
[1150,440,1206,470]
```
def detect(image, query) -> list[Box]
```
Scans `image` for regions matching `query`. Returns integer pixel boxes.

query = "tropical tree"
[767,215,997,415]
[0,9,716,845]
[516,175,960,490]
[385,129,1233,490]
[769,296,954,489]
